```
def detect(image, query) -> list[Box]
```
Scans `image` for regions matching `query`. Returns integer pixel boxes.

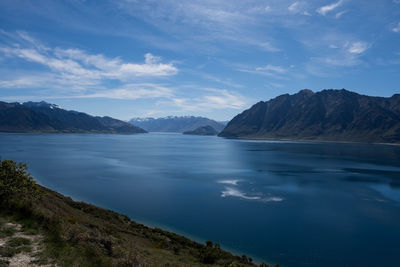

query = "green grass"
[0,226,16,238]
[0,259,10,267]
[0,244,32,258]
[7,237,31,247]
[0,237,32,258]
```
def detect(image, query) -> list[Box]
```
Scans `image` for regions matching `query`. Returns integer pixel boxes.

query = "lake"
[1,133,400,266]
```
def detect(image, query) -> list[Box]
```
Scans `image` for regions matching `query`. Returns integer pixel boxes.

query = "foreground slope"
[0,159,267,267]
[129,116,225,133]
[219,89,400,143]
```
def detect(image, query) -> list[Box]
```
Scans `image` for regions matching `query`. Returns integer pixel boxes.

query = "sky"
[0,0,399,121]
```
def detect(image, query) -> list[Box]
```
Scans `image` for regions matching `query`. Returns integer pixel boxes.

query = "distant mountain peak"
[129,116,225,132]
[23,101,61,110]
[298,89,314,95]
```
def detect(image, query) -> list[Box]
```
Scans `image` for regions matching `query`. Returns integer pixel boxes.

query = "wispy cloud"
[335,10,348,18]
[317,0,344,16]
[256,64,287,73]
[239,64,288,78]
[288,1,311,16]
[117,0,290,54]
[158,87,249,112]
[0,33,178,84]
[392,22,400,33]
[258,42,281,52]
[347,41,369,54]
[0,31,179,95]
[74,84,174,100]
[288,2,301,13]
[0,30,248,117]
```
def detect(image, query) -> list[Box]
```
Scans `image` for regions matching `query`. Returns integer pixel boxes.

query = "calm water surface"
[1,133,400,266]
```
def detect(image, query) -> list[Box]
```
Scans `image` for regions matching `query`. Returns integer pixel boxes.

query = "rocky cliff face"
[219,89,400,143]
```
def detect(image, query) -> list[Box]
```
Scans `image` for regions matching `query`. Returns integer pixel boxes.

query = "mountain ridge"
[219,89,400,143]
[0,101,147,134]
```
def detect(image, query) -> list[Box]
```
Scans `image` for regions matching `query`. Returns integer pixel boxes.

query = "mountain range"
[0,101,146,134]
[219,89,400,143]
[129,116,225,133]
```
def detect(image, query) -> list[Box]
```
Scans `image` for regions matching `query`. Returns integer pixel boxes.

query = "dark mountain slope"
[219,89,400,143]
[129,116,225,132]
[0,101,146,134]
[183,125,218,136]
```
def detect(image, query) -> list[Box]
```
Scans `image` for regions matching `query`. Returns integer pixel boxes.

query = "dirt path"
[0,219,53,266]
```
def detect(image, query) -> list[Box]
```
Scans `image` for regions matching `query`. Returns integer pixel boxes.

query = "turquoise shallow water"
[1,133,400,266]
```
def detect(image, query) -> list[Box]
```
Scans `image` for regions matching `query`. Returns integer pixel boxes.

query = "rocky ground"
[0,218,53,267]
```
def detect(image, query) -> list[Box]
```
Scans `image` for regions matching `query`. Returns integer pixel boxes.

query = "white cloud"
[0,31,178,89]
[392,22,400,33]
[259,42,281,52]
[335,10,348,18]
[288,2,301,13]
[75,84,174,100]
[288,1,310,16]
[317,55,361,66]
[317,0,344,16]
[0,30,249,118]
[240,64,288,78]
[310,41,369,68]
[255,64,287,73]
[348,41,369,54]
[161,88,248,112]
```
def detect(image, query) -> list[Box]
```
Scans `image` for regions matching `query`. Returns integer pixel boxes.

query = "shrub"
[199,241,222,264]
[0,159,41,209]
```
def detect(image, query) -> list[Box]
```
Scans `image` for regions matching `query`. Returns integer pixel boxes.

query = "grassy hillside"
[0,159,275,267]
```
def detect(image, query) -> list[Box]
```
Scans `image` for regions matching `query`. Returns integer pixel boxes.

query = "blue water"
[1,133,400,266]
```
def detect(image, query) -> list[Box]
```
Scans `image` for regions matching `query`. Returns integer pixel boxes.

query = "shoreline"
[2,131,399,147]
[219,135,400,147]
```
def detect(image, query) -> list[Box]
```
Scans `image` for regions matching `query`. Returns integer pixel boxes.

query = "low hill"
[0,159,269,266]
[219,89,400,143]
[183,125,218,136]
[129,116,225,133]
[0,101,146,134]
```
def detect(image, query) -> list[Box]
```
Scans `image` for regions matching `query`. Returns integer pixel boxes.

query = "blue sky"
[0,0,399,121]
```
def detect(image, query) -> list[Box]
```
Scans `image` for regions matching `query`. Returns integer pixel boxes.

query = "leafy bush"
[0,159,41,209]
[199,240,222,264]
